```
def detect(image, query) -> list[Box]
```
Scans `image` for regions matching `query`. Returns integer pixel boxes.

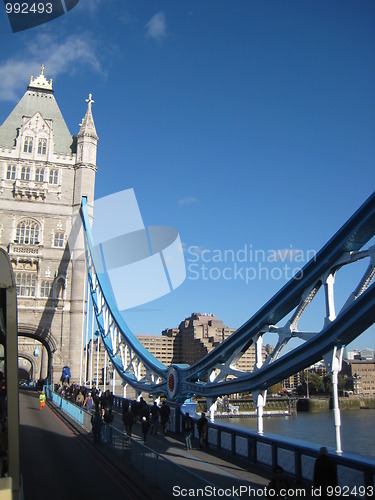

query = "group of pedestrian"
[182,411,209,450]
[56,384,115,446]
[121,398,172,443]
[56,382,115,415]
[121,401,209,450]
[44,383,341,491]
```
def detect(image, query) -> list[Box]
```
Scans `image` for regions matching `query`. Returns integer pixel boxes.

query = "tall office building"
[85,312,272,397]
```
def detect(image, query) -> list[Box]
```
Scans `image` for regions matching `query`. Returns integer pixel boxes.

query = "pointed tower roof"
[78,94,98,140]
[0,66,74,154]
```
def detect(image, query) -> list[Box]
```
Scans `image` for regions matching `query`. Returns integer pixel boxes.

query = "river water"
[219,409,375,458]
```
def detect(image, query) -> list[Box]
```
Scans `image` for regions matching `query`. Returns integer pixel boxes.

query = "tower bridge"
[0,68,375,499]
[0,68,374,411]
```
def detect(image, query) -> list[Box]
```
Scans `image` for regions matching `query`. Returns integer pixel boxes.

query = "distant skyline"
[0,0,374,352]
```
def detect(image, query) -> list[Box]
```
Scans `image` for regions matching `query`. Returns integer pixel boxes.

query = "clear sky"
[1,0,374,352]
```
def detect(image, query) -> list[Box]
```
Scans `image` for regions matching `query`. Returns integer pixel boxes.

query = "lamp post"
[306,369,310,399]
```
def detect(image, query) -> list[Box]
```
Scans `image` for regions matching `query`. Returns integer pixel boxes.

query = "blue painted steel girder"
[182,191,375,383]
[81,191,375,401]
[81,198,168,394]
[178,280,375,398]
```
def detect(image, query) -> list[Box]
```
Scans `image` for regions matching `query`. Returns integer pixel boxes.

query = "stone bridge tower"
[0,67,98,385]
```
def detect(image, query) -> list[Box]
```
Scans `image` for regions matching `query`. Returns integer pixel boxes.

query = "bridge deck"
[19,390,164,499]
[19,390,313,499]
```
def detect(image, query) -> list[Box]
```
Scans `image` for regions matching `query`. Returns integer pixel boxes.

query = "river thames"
[220,409,375,458]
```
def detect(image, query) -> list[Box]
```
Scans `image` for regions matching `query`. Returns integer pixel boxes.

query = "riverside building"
[85,312,273,396]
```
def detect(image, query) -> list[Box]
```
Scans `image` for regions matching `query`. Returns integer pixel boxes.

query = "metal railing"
[45,388,375,498]
[44,388,229,497]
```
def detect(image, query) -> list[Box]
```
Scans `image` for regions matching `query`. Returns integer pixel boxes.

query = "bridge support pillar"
[324,346,344,453]
[206,398,217,422]
[252,390,267,434]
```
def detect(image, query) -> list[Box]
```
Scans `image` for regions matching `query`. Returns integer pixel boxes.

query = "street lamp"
[306,369,310,399]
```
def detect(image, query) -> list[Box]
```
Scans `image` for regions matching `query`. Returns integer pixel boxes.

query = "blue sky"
[0,0,374,351]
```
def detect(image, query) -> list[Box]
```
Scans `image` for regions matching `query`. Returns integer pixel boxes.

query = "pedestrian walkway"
[19,390,167,500]
[41,394,312,499]
[97,407,311,498]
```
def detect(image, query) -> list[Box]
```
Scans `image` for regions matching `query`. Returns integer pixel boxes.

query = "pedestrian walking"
[197,412,209,449]
[91,410,103,445]
[150,402,160,434]
[183,412,194,450]
[104,409,114,443]
[123,407,135,437]
[84,392,94,413]
[75,391,84,407]
[160,401,171,435]
[39,391,46,410]
[268,465,291,498]
[313,447,338,498]
[141,416,150,443]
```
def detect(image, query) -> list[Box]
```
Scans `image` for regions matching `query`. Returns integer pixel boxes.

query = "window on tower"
[35,168,45,182]
[37,138,47,155]
[6,165,16,180]
[40,280,53,298]
[49,169,59,185]
[53,232,65,248]
[23,137,33,153]
[15,272,36,297]
[21,166,31,181]
[15,219,40,245]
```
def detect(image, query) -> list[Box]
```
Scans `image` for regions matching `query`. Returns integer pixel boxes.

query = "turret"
[73,94,98,212]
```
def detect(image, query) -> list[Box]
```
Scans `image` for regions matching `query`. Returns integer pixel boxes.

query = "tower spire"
[78,93,98,140]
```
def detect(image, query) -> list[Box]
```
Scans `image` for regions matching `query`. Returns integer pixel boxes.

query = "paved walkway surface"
[20,390,310,499]
[107,406,312,498]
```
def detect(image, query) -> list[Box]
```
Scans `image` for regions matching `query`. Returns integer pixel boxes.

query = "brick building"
[342,358,375,397]
[86,312,272,395]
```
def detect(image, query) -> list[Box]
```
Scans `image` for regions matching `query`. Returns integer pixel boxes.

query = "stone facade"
[0,68,97,385]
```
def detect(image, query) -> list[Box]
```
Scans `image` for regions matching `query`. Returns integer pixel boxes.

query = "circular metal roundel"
[167,367,178,400]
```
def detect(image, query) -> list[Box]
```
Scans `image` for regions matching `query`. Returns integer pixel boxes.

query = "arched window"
[15,272,36,297]
[49,169,59,185]
[35,168,45,182]
[40,280,53,298]
[6,165,16,180]
[15,219,40,245]
[37,138,47,155]
[53,232,65,248]
[23,137,33,153]
[21,166,31,181]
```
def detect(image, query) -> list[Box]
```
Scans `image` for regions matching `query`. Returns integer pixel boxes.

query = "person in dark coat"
[313,447,338,498]
[160,401,171,435]
[182,412,194,450]
[123,408,135,437]
[268,465,291,498]
[150,402,160,434]
[91,410,103,445]
[197,412,209,449]
[103,408,114,443]
[141,416,150,443]
[139,397,149,421]
[131,399,139,421]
